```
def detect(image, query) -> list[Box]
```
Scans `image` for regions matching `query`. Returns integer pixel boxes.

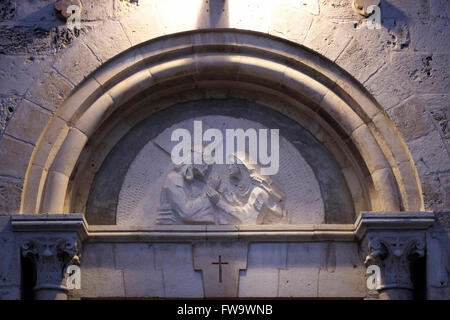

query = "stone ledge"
[355,211,435,240]
[9,212,436,243]
[10,213,88,241]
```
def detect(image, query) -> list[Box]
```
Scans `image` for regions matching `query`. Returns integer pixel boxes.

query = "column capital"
[355,211,434,299]
[12,214,87,300]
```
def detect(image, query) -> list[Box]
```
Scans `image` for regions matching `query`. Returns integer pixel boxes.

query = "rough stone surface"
[0,215,20,296]
[80,243,125,298]
[0,55,48,96]
[239,243,287,297]
[115,244,165,297]
[0,177,23,214]
[410,19,450,52]
[154,244,204,298]
[80,0,114,21]
[0,94,21,137]
[408,131,450,177]
[25,70,73,112]
[381,0,430,19]
[5,99,52,145]
[0,0,448,300]
[0,1,16,21]
[430,0,450,18]
[81,20,131,63]
[0,135,34,179]
[391,53,450,94]
[52,41,101,86]
[303,17,353,61]
[419,94,450,156]
[0,26,52,56]
[387,97,434,142]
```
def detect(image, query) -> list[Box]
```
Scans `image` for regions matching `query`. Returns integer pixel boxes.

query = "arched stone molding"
[19,29,423,218]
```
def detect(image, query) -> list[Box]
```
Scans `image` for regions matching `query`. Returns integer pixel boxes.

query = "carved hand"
[206,187,220,204]
[208,174,222,190]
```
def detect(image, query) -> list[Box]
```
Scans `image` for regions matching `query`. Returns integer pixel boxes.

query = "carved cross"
[193,242,248,297]
[212,255,229,283]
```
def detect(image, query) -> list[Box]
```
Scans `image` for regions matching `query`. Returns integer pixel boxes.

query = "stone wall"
[0,0,447,222]
[0,0,448,299]
[79,242,365,299]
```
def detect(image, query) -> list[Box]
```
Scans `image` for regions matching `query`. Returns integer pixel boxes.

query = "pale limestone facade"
[0,0,448,300]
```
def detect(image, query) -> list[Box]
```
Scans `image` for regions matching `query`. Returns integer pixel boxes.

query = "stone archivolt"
[19,30,423,219]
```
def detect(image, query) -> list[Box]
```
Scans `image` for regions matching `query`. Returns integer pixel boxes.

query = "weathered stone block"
[113,0,143,18]
[53,41,101,86]
[114,244,165,297]
[81,243,125,298]
[287,243,326,267]
[0,230,20,287]
[410,19,450,52]
[419,95,450,150]
[114,243,156,269]
[0,26,51,56]
[0,55,48,96]
[80,0,113,21]
[25,70,73,113]
[303,17,353,62]
[154,244,203,298]
[81,20,131,63]
[365,63,413,111]
[0,177,23,214]
[387,97,434,142]
[0,135,34,179]
[439,172,450,211]
[408,131,450,176]
[0,1,15,21]
[5,100,52,145]
[381,0,429,19]
[336,36,386,84]
[391,53,450,94]
[15,0,58,22]
[269,5,314,44]
[239,243,287,297]
[430,0,450,18]
[118,4,164,45]
[123,268,165,298]
[279,268,319,297]
[317,243,366,298]
[0,94,22,138]
[319,0,361,20]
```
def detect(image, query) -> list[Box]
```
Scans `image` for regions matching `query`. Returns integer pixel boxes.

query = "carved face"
[228,163,241,179]
[193,163,209,179]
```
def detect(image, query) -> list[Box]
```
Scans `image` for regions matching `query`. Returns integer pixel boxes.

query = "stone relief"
[157,152,287,225]
[116,115,325,227]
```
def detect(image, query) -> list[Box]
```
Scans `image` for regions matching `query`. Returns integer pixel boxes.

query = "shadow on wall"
[197,0,230,28]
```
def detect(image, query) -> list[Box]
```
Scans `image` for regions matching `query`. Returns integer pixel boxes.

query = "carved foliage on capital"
[21,237,81,287]
[364,235,425,290]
